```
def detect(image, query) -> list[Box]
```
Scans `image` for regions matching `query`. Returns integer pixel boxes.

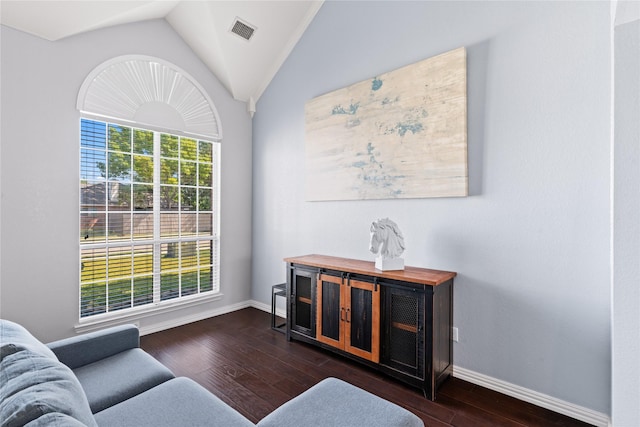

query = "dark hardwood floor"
[140,308,592,427]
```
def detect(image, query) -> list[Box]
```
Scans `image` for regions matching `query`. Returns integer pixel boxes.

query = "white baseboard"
[138,299,285,336]
[249,299,286,319]
[138,300,252,336]
[453,366,611,427]
[249,299,271,314]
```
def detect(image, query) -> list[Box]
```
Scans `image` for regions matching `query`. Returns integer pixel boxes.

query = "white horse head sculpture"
[369,218,405,259]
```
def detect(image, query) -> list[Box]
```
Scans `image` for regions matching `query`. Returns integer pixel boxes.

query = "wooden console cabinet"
[285,254,456,400]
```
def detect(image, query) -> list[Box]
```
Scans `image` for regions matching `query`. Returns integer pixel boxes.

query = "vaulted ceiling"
[0,1,324,112]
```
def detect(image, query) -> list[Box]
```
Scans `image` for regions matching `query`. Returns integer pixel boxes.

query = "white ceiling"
[614,0,640,26]
[0,0,324,111]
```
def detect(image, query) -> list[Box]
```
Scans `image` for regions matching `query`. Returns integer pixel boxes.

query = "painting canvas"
[305,47,467,201]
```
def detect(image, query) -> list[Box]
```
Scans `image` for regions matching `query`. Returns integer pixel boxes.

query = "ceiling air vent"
[230,18,256,41]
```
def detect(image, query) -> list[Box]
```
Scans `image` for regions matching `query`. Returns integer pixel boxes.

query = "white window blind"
[80,119,220,318]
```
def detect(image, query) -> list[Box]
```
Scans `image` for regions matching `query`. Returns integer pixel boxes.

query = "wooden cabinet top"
[284,254,456,286]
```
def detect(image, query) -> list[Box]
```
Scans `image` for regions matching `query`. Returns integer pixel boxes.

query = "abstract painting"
[305,47,467,201]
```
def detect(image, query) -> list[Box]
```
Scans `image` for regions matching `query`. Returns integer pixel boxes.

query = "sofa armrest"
[47,324,140,369]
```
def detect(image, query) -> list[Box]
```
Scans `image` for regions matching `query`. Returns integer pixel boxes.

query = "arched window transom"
[77,55,222,141]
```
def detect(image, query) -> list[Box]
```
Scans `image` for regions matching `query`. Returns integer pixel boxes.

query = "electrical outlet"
[452,327,459,342]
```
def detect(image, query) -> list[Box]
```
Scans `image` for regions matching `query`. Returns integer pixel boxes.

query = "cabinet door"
[380,285,425,378]
[316,274,380,363]
[290,267,316,337]
[345,279,380,363]
[316,274,343,347]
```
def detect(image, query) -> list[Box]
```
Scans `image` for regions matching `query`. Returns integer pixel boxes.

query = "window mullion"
[153,131,161,304]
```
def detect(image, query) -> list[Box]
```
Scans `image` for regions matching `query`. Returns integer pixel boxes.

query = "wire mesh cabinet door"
[380,284,426,380]
[289,265,317,338]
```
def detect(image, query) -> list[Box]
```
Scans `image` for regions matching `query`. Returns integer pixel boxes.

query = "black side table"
[271,283,287,333]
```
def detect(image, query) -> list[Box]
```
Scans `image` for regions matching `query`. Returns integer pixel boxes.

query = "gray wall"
[0,20,253,341]
[612,15,640,427]
[252,1,611,414]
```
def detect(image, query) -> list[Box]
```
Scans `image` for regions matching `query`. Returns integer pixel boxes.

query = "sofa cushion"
[72,348,174,413]
[94,377,255,427]
[0,319,57,361]
[26,413,90,427]
[0,349,97,427]
[257,377,424,427]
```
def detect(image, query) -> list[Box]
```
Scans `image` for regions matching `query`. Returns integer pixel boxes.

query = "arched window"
[77,56,221,319]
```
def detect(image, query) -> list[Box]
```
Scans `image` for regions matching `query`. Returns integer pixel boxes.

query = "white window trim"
[75,292,224,333]
[79,120,221,319]
[77,55,223,323]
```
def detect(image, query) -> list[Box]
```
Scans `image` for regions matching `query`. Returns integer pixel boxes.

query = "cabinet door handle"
[340,307,345,322]
[346,308,351,323]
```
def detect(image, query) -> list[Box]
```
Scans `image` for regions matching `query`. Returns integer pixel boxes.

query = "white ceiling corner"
[0,1,179,41]
[167,1,323,103]
[165,1,234,100]
[614,0,640,26]
[253,1,324,103]
[0,0,324,109]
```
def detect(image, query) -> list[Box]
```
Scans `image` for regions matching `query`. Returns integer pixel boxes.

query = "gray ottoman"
[257,377,424,427]
[94,377,254,427]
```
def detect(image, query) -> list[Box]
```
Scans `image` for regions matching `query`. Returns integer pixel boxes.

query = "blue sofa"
[0,319,424,427]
